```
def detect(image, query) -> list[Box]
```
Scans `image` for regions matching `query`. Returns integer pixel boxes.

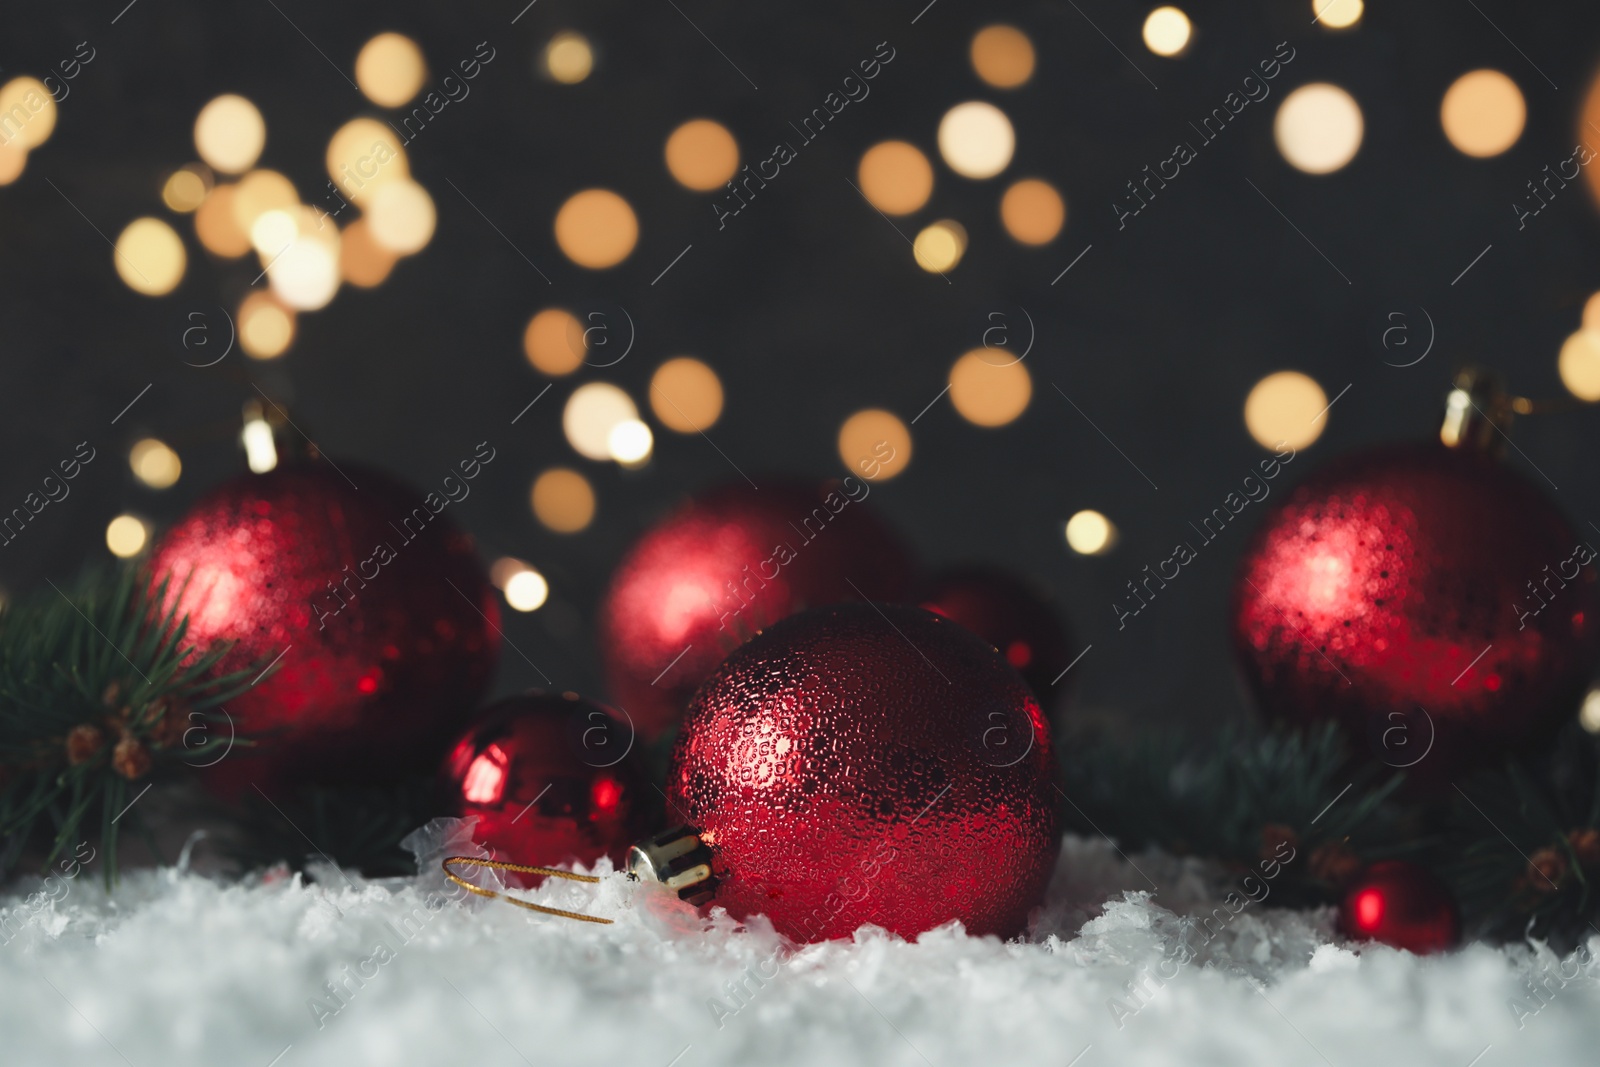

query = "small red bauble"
[666,602,1059,943]
[149,461,499,788]
[441,692,649,877]
[600,480,915,740]
[921,566,1073,698]
[1338,859,1459,953]
[1232,441,1600,783]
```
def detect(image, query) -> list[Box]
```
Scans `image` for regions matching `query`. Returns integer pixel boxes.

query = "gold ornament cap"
[1439,366,1513,454]
[625,825,718,906]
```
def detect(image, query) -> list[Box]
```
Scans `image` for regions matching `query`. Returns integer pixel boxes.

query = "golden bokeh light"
[194,184,251,257]
[114,217,187,296]
[340,218,399,288]
[971,25,1035,89]
[1313,0,1363,29]
[1275,83,1364,175]
[356,33,427,108]
[554,189,638,268]
[838,409,912,481]
[105,515,149,558]
[250,209,298,258]
[1244,371,1330,450]
[608,419,654,466]
[532,468,597,532]
[650,357,724,432]
[1582,687,1600,733]
[949,350,1032,427]
[1000,178,1065,245]
[1142,7,1192,57]
[504,568,550,612]
[1559,330,1600,401]
[665,119,740,191]
[232,169,298,239]
[326,117,410,206]
[1441,70,1525,158]
[913,219,967,273]
[858,141,934,216]
[238,289,296,359]
[1584,292,1600,333]
[0,142,25,186]
[129,439,181,489]
[194,94,265,174]
[367,178,436,254]
[1065,510,1118,556]
[266,231,340,311]
[0,77,58,150]
[544,31,595,84]
[564,382,639,460]
[162,165,211,213]
[523,308,586,375]
[938,101,1015,179]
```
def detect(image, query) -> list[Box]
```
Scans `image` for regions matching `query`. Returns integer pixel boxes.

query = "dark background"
[3,0,1598,732]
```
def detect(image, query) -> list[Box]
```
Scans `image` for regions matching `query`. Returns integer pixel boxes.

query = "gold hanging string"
[442,855,614,925]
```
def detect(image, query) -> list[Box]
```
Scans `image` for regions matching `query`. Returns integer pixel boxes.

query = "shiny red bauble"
[1233,442,1600,783]
[666,602,1059,943]
[440,692,649,876]
[149,461,499,787]
[921,566,1073,698]
[600,480,915,740]
[1338,860,1459,953]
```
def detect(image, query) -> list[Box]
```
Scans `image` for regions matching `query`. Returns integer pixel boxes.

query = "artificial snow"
[1,825,1596,1067]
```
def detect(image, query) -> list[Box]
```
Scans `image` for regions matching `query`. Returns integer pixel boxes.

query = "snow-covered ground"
[0,823,1595,1067]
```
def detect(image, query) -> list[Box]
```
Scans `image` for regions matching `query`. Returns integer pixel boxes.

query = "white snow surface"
[1,822,1596,1067]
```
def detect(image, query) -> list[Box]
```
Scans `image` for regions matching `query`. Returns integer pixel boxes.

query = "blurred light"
[1581,687,1600,733]
[1065,510,1117,555]
[1275,83,1364,174]
[340,218,399,288]
[367,179,436,254]
[490,557,529,589]
[239,289,296,359]
[1559,330,1600,401]
[858,141,934,216]
[1441,70,1525,158]
[949,350,1032,426]
[241,410,278,472]
[0,77,58,150]
[1584,291,1600,333]
[650,357,724,432]
[1313,0,1363,29]
[0,142,26,186]
[194,94,265,174]
[356,33,427,108]
[554,188,637,268]
[129,439,181,489]
[608,418,654,465]
[194,184,251,257]
[250,208,298,257]
[1000,178,1065,245]
[106,515,148,558]
[114,217,186,296]
[837,409,912,481]
[1142,7,1192,57]
[665,119,740,191]
[938,101,1015,179]
[970,25,1035,89]
[162,165,212,213]
[232,169,298,236]
[523,308,586,375]
[505,568,550,612]
[326,117,410,206]
[532,468,596,532]
[913,219,967,273]
[267,235,339,311]
[1244,370,1329,450]
[564,382,638,460]
[544,31,594,84]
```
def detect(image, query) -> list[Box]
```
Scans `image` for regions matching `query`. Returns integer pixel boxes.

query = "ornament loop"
[441,855,614,925]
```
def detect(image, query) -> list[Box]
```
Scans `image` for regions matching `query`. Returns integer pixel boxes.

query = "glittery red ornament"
[665,602,1059,943]
[600,480,915,740]
[921,566,1073,698]
[441,692,649,878]
[1232,441,1600,784]
[149,461,499,788]
[1338,860,1459,953]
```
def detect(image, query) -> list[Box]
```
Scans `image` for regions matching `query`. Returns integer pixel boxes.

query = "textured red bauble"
[600,480,915,740]
[666,602,1059,942]
[1338,859,1459,953]
[1232,442,1600,783]
[149,461,499,788]
[921,566,1073,698]
[441,692,649,878]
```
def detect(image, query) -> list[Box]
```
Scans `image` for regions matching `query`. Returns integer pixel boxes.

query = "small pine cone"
[144,698,189,749]
[101,681,122,709]
[111,736,153,780]
[1526,846,1568,893]
[65,724,105,766]
[1309,841,1364,888]
[1567,828,1600,869]
[1260,823,1299,862]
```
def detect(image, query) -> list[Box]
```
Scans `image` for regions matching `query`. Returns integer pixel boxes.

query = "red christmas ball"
[666,602,1059,943]
[1338,860,1459,953]
[600,480,915,740]
[441,692,649,878]
[1233,442,1600,783]
[921,566,1073,698]
[149,461,499,788]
